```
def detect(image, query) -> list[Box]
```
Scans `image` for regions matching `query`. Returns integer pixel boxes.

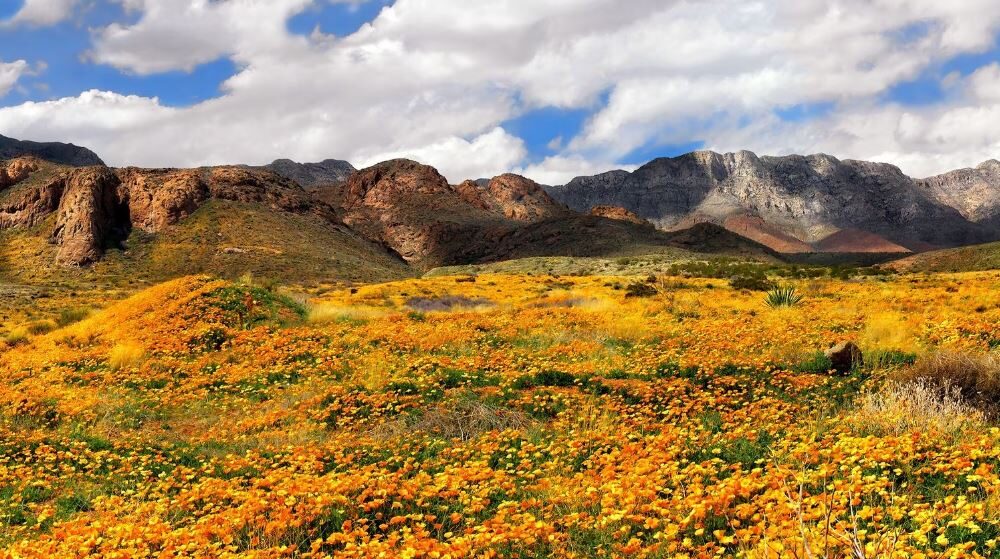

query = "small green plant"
[765,286,803,308]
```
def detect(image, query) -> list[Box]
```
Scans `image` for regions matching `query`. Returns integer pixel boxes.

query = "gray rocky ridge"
[546,150,999,252]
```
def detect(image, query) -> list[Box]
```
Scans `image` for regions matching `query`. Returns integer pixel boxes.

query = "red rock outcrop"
[0,157,40,188]
[589,205,650,226]
[51,167,123,265]
[481,174,572,222]
[340,160,500,264]
[0,159,344,266]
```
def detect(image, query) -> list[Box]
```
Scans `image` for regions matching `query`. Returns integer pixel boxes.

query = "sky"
[1,1,1000,184]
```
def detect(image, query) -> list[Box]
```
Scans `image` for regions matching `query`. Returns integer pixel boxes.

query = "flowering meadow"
[1,270,1000,558]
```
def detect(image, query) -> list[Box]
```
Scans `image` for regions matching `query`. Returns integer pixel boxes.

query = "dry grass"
[4,326,29,347]
[369,399,532,441]
[107,342,146,371]
[850,379,984,439]
[307,302,388,324]
[895,351,1000,416]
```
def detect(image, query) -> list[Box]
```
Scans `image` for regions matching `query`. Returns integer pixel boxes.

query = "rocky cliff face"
[262,158,356,189]
[547,151,996,252]
[456,174,572,223]
[339,160,509,265]
[337,159,723,267]
[919,160,1000,228]
[0,159,339,265]
[0,135,105,167]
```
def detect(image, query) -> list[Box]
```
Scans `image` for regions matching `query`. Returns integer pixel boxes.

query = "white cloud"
[5,0,78,27]
[3,0,1000,184]
[517,155,635,186]
[356,127,528,181]
[0,60,28,97]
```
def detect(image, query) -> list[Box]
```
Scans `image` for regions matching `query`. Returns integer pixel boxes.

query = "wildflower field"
[2,269,1000,558]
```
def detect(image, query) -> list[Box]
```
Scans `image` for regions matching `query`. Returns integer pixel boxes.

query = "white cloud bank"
[4,0,78,27]
[2,0,1000,182]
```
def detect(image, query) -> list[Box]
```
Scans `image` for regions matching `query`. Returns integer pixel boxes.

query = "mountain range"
[0,135,998,280]
[547,151,1000,254]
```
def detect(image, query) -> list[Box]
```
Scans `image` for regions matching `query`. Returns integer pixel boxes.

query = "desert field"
[0,268,998,558]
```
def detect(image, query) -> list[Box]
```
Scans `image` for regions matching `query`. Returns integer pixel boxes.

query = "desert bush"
[4,327,29,347]
[108,343,146,371]
[765,287,803,308]
[370,399,532,441]
[624,281,658,299]
[851,379,984,439]
[26,320,57,335]
[895,352,1000,416]
[56,307,92,327]
[729,274,775,292]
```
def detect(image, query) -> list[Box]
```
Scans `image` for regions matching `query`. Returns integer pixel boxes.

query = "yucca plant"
[765,286,803,308]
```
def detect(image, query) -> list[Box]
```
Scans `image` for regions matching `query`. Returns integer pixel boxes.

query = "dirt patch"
[406,295,494,312]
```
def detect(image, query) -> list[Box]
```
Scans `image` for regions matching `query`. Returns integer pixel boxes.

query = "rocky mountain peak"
[547,149,997,252]
[343,159,452,209]
[0,134,105,167]
[480,173,572,222]
[263,157,356,188]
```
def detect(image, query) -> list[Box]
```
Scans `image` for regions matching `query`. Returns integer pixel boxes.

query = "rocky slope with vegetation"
[548,150,999,253]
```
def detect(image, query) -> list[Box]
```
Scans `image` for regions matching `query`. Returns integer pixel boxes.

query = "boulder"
[824,341,862,373]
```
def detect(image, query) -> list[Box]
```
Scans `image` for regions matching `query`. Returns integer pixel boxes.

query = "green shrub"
[765,287,803,308]
[624,282,658,299]
[56,308,92,327]
[26,320,57,335]
[729,274,775,292]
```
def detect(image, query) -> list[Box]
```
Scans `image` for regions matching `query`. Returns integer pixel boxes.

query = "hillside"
[547,150,996,253]
[317,159,774,268]
[3,271,1000,557]
[919,160,1000,228]
[0,150,777,286]
[888,241,1000,273]
[0,157,410,285]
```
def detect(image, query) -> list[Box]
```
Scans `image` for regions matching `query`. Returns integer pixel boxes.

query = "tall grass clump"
[765,287,803,308]
[108,343,146,371]
[851,379,984,439]
[4,326,29,347]
[57,307,92,327]
[895,352,1000,416]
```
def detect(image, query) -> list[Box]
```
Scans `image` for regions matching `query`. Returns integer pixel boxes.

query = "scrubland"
[0,269,999,558]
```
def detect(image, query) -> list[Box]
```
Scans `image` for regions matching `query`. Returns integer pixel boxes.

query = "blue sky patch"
[288,0,394,37]
[620,140,706,166]
[0,2,236,106]
[886,32,1000,106]
[0,1,22,20]
[775,102,835,122]
[503,107,590,160]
